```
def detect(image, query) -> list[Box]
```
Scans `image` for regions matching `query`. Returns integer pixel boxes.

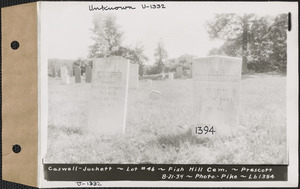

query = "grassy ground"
[45,74,287,164]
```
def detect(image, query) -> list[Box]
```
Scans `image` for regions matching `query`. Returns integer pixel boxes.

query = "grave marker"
[57,67,61,77]
[61,66,69,84]
[129,63,139,89]
[68,67,73,77]
[193,56,242,136]
[189,66,193,77]
[74,66,81,83]
[176,66,183,77]
[87,56,129,134]
[168,73,174,80]
[85,66,92,83]
[51,67,56,78]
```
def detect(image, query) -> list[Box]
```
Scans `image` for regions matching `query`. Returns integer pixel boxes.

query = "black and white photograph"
[37,1,298,187]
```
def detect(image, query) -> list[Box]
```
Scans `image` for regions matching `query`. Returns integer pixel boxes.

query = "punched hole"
[12,144,21,153]
[11,41,20,50]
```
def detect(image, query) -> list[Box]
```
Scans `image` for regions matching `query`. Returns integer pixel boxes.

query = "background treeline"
[50,13,288,75]
[207,13,288,73]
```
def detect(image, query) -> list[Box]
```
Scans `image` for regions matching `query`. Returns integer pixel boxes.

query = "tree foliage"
[89,14,148,76]
[164,54,196,72]
[152,40,168,74]
[89,14,123,58]
[116,45,148,76]
[207,13,287,73]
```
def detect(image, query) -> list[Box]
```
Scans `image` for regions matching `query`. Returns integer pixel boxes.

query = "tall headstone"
[74,66,81,83]
[87,57,129,134]
[68,67,73,77]
[57,67,61,77]
[168,73,174,80]
[189,65,193,77]
[61,66,69,84]
[176,66,183,77]
[51,67,56,78]
[129,63,139,89]
[85,66,92,83]
[193,56,242,136]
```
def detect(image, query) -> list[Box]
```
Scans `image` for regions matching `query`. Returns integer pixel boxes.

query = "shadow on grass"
[156,129,210,149]
[242,71,286,80]
[49,125,83,136]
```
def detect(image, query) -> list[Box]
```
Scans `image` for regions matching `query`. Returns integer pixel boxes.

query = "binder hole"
[11,41,20,50]
[12,144,21,153]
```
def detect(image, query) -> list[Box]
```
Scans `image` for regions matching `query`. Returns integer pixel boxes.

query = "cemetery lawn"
[46,74,287,164]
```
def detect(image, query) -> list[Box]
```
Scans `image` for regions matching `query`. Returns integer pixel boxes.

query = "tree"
[207,47,223,56]
[247,16,273,72]
[207,14,255,72]
[268,14,287,72]
[153,40,168,74]
[246,14,287,72]
[89,14,123,58]
[207,13,287,73]
[116,45,148,76]
[89,14,149,75]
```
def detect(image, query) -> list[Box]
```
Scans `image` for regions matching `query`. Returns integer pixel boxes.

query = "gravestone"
[129,63,139,89]
[176,66,183,77]
[161,72,166,79]
[51,67,56,78]
[57,67,61,77]
[87,56,129,134]
[168,73,174,80]
[85,66,92,83]
[74,66,81,83]
[61,66,69,84]
[69,67,73,77]
[189,66,193,77]
[193,56,242,136]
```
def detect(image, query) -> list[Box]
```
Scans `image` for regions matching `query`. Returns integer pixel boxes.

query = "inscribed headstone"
[74,66,81,83]
[129,64,139,89]
[193,56,242,136]
[176,66,183,77]
[85,66,92,83]
[87,57,129,134]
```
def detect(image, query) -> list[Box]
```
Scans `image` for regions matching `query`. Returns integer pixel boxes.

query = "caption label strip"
[44,164,287,181]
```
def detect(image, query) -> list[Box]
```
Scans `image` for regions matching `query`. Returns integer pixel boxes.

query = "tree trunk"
[242,15,249,73]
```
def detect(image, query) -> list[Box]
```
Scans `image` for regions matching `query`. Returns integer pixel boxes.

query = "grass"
[45,74,287,164]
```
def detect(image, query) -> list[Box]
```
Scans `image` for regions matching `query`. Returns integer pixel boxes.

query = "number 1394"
[195,126,216,135]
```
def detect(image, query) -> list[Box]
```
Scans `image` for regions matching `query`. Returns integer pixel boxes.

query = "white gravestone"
[60,66,69,84]
[129,63,139,89]
[168,73,174,80]
[193,56,242,136]
[87,57,129,135]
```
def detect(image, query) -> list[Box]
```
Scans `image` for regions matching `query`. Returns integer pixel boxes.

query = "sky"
[41,2,291,64]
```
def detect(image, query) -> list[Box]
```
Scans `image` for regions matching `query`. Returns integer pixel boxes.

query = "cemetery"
[39,4,291,167]
[46,56,287,164]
